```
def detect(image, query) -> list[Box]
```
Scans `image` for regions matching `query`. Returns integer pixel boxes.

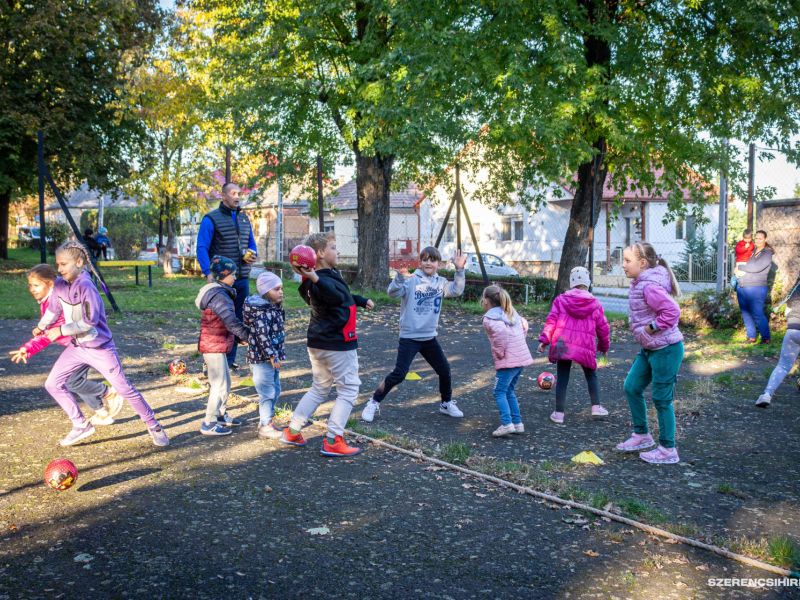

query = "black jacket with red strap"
[299,268,367,351]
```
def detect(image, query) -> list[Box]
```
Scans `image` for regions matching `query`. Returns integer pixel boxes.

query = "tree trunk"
[354,152,393,290]
[554,141,608,296]
[163,213,176,276]
[0,191,9,260]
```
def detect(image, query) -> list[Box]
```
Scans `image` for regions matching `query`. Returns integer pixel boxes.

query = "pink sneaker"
[639,445,679,464]
[591,405,608,418]
[615,432,655,452]
[549,411,564,424]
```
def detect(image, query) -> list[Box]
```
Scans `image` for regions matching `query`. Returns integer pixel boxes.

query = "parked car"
[465,252,519,277]
[17,226,53,248]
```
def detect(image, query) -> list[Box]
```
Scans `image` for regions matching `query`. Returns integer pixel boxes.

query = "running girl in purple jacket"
[537,267,610,425]
[616,242,684,465]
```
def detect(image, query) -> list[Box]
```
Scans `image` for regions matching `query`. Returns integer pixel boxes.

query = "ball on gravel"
[537,371,555,391]
[168,358,187,376]
[44,458,78,491]
[289,245,317,270]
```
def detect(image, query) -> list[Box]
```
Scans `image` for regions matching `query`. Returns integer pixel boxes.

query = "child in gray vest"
[361,246,467,422]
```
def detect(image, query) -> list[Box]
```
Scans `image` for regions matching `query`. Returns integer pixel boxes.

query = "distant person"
[734,230,773,344]
[94,227,111,260]
[196,182,258,369]
[83,229,102,260]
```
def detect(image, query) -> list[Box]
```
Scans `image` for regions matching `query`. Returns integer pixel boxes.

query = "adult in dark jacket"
[756,271,800,407]
[195,255,249,436]
[196,182,258,368]
[734,230,774,344]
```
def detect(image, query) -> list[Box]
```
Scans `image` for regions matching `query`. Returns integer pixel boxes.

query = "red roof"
[560,167,718,203]
[326,179,424,211]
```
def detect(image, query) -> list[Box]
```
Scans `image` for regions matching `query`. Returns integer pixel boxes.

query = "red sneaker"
[280,428,306,446]
[320,435,362,457]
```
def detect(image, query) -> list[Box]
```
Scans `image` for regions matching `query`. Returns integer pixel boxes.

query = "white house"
[427,167,720,285]
[317,179,432,267]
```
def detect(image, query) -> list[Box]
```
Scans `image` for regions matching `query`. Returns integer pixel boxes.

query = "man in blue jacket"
[196,182,258,369]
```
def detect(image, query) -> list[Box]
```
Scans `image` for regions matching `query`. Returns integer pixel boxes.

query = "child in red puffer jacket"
[538,266,610,425]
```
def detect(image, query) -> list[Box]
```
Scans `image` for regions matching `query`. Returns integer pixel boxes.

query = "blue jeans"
[252,361,281,426]
[494,367,523,426]
[227,277,250,366]
[737,286,770,341]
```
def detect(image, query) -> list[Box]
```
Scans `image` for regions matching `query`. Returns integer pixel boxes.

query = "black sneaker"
[229,363,241,371]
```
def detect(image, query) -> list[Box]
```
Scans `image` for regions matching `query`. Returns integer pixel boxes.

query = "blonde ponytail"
[629,241,681,298]
[482,285,516,323]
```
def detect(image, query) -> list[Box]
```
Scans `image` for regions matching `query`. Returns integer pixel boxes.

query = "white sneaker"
[492,424,516,437]
[755,393,771,408]
[513,423,525,434]
[104,388,124,418]
[439,401,464,418]
[90,408,114,426]
[361,399,380,422]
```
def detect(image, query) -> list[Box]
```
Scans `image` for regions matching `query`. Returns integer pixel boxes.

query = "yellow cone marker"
[571,450,604,465]
[405,371,422,381]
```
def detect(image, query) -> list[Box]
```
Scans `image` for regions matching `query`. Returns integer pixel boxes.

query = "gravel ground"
[1,304,799,599]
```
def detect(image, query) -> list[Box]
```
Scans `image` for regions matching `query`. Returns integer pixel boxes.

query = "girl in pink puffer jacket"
[481,285,534,438]
[538,267,610,425]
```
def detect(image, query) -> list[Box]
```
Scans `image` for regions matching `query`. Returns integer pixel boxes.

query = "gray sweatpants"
[290,348,360,437]
[764,329,800,397]
[67,365,108,411]
[203,353,231,423]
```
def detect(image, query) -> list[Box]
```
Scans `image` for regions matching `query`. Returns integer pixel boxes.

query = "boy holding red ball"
[282,232,374,456]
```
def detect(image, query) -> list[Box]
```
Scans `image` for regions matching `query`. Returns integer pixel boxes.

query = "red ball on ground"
[289,245,317,270]
[537,371,556,391]
[169,358,187,376]
[44,458,78,491]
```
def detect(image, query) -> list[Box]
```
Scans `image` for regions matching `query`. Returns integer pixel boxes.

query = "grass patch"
[716,483,747,499]
[617,498,668,524]
[272,403,294,422]
[439,442,472,464]
[713,373,733,387]
[768,535,800,569]
[665,522,702,538]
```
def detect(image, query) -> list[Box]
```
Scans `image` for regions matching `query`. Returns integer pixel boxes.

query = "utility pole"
[37,131,46,264]
[225,146,231,184]
[747,142,755,230]
[276,174,284,262]
[316,155,325,234]
[716,140,729,294]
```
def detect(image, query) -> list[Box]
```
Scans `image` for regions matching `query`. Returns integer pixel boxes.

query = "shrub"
[81,206,159,260]
[680,290,742,329]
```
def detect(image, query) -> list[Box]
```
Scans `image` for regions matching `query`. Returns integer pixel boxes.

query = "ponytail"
[482,285,516,323]
[629,241,681,298]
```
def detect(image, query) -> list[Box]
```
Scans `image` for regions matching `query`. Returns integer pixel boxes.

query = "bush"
[680,290,742,329]
[81,206,159,260]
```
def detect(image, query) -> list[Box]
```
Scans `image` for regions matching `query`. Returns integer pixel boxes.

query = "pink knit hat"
[256,271,282,296]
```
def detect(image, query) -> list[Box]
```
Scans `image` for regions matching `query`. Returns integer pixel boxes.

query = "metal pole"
[316,155,325,234]
[455,165,462,252]
[747,142,755,231]
[276,174,284,261]
[716,140,729,294]
[37,131,46,263]
[225,146,231,184]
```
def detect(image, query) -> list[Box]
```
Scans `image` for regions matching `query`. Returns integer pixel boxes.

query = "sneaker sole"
[549,418,564,425]
[200,429,232,436]
[439,411,464,418]
[640,455,679,465]
[90,417,115,426]
[280,438,306,446]
[755,401,770,408]
[320,447,363,457]
[616,442,655,452]
[59,427,96,447]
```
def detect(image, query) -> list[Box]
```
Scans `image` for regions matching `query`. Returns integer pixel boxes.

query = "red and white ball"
[537,371,556,391]
[168,359,187,376]
[289,245,317,270]
[44,458,78,491]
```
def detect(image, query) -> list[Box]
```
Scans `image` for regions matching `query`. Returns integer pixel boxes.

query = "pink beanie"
[256,271,282,296]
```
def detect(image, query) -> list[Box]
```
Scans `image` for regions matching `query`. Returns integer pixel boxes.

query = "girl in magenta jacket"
[538,267,610,425]
[481,285,534,437]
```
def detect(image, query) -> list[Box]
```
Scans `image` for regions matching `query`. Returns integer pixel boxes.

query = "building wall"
[757,199,800,289]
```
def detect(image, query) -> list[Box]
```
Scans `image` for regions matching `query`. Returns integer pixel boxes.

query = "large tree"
[464,0,800,295]
[0,1,162,259]
[188,0,477,289]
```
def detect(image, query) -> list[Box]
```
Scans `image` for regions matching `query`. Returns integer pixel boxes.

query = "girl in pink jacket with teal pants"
[481,285,534,438]
[616,242,684,465]
[538,267,610,424]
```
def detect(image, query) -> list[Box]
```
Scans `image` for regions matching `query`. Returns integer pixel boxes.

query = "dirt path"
[0,308,798,598]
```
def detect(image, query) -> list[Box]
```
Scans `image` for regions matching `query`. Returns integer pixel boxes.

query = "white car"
[465,253,519,277]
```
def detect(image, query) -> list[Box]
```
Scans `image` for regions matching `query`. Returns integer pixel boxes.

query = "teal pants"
[623,342,684,449]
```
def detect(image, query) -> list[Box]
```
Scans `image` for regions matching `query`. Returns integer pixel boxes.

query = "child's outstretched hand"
[270,357,282,369]
[452,249,467,270]
[397,267,411,278]
[9,348,28,364]
[537,342,546,353]
[32,327,43,337]
[45,327,62,341]
[365,299,375,310]
[294,264,319,283]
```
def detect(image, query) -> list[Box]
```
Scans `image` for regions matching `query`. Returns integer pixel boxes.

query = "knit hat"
[210,255,237,280]
[256,271,282,296]
[569,266,591,289]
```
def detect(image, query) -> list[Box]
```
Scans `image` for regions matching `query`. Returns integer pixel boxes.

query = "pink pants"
[45,343,157,428]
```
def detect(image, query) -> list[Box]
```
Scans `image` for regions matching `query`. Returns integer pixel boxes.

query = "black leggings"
[373,337,452,404]
[555,359,599,412]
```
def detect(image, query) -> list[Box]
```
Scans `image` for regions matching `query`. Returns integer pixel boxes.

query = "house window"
[501,218,524,241]
[323,221,335,233]
[443,221,455,243]
[675,216,696,241]
[353,219,358,242]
